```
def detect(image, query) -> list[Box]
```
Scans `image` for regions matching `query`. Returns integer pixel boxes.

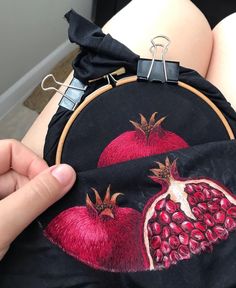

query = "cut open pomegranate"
[142,158,236,270]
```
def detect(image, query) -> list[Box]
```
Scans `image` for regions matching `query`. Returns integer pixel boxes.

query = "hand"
[0,139,76,260]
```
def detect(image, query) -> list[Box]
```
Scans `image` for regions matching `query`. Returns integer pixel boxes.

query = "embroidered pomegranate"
[97,112,189,167]
[44,186,143,272]
[142,158,236,270]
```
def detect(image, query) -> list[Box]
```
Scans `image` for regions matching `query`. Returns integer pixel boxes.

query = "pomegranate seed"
[151,222,162,235]
[161,241,171,255]
[163,256,171,269]
[194,221,207,232]
[224,216,236,231]
[184,184,194,194]
[155,199,166,211]
[203,213,215,227]
[220,198,231,211]
[227,207,236,218]
[172,211,186,223]
[181,221,195,232]
[178,245,190,260]
[162,226,171,239]
[169,250,180,264]
[211,189,223,198]
[151,236,161,249]
[166,200,177,214]
[206,229,218,243]
[212,198,221,204]
[214,210,226,224]
[213,226,229,240]
[201,241,213,253]
[194,192,206,202]
[208,202,220,214]
[193,184,204,192]
[169,235,180,249]
[148,224,153,238]
[199,182,210,189]
[191,229,205,241]
[170,222,182,235]
[150,211,158,221]
[197,202,208,212]
[188,196,198,206]
[192,207,203,220]
[179,232,189,245]
[203,188,212,199]
[154,249,163,263]
[189,239,200,254]
[159,211,171,224]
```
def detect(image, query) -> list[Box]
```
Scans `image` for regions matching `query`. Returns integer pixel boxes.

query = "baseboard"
[0,40,75,120]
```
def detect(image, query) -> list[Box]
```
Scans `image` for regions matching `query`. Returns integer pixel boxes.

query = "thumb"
[0,164,76,247]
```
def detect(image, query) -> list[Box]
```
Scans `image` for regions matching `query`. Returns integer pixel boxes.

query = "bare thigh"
[103,0,213,77]
[206,13,236,111]
[22,0,213,157]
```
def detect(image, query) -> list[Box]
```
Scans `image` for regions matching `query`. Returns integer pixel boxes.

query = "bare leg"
[103,0,213,77]
[206,13,236,111]
[21,72,73,156]
[22,0,213,156]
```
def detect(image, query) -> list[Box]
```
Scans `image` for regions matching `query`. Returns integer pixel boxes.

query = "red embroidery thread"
[98,112,189,167]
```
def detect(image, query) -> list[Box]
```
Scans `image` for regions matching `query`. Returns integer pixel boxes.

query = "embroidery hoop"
[55,76,235,164]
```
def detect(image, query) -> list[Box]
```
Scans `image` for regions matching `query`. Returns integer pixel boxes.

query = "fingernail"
[51,164,75,186]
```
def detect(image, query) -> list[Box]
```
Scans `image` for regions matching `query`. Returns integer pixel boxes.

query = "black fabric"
[1,10,236,288]
[2,141,236,288]
[44,66,236,169]
[65,10,139,84]
[59,80,234,172]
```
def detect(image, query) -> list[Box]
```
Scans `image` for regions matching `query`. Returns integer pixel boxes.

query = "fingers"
[0,139,48,178]
[0,170,28,199]
[0,164,76,252]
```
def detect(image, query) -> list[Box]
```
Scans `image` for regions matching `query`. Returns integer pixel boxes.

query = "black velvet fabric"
[1,10,236,288]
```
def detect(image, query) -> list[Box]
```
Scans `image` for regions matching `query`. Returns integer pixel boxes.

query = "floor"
[0,104,38,140]
[0,49,78,141]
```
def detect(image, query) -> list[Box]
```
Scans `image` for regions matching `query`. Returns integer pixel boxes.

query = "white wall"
[0,0,93,95]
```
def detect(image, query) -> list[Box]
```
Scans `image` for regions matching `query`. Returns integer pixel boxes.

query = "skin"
[0,139,76,260]
[2,0,236,260]
[21,2,236,158]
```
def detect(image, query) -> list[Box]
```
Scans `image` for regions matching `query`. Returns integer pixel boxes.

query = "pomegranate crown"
[149,157,179,183]
[86,185,123,218]
[129,112,166,139]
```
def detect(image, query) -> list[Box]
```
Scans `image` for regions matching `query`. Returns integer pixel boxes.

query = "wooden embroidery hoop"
[55,75,235,164]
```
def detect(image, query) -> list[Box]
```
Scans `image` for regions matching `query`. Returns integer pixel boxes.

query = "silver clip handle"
[41,74,86,95]
[147,35,171,81]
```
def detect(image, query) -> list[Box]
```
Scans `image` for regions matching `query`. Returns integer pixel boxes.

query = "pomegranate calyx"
[129,112,166,140]
[150,158,178,184]
[86,185,123,219]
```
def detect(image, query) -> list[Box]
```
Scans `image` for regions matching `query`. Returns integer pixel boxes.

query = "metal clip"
[88,67,126,85]
[147,35,170,81]
[137,35,179,83]
[41,74,87,111]
[41,74,86,95]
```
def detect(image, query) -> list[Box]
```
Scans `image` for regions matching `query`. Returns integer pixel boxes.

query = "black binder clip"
[137,36,179,83]
[41,74,87,111]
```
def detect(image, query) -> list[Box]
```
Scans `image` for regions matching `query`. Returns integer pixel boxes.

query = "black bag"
[1,10,236,288]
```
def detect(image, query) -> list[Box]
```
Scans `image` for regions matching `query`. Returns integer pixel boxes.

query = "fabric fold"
[65,9,139,84]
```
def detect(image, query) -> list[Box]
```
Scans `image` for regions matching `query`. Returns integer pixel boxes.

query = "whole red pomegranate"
[98,112,189,167]
[44,186,143,272]
[142,158,236,270]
